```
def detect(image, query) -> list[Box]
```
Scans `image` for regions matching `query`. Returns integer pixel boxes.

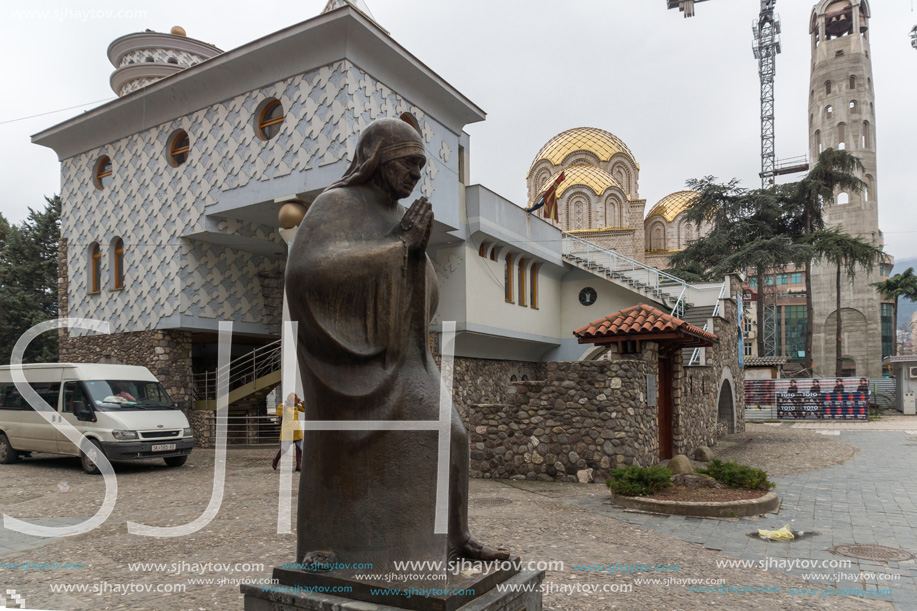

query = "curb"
[611,491,780,517]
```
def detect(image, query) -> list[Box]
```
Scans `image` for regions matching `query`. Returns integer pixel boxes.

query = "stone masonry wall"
[59,330,193,411]
[452,357,547,419]
[467,345,659,483]
[677,281,746,449]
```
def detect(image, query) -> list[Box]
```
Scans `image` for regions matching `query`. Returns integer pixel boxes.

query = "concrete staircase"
[562,234,691,317]
[680,304,716,365]
[192,340,282,411]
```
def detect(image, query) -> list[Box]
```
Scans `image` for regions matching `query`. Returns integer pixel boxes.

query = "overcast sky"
[1,0,915,259]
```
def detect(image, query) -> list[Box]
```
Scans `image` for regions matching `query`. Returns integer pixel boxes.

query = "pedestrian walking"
[272,392,304,471]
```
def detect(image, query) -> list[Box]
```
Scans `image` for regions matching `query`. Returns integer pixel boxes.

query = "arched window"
[169,130,190,167]
[530,263,538,309]
[89,243,101,293]
[849,75,857,90]
[517,258,526,306]
[815,130,822,154]
[825,105,833,119]
[825,81,832,95]
[837,192,849,205]
[849,100,858,114]
[837,123,846,150]
[862,121,870,148]
[865,175,874,202]
[504,254,513,303]
[94,156,112,190]
[479,242,487,258]
[258,100,284,140]
[489,246,498,262]
[606,200,618,227]
[650,225,665,251]
[111,237,124,289]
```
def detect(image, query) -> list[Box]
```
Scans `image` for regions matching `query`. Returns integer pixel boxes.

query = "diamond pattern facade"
[61,59,458,337]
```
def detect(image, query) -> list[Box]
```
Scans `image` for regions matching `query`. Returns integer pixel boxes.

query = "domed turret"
[646,191,700,223]
[107,27,223,96]
[527,127,640,205]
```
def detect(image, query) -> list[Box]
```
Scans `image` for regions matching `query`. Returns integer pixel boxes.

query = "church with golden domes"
[526,128,711,269]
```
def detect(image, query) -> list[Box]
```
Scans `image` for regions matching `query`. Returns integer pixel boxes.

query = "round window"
[170,130,190,167]
[258,100,284,141]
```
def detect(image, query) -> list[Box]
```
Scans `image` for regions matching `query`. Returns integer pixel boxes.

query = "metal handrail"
[562,233,694,318]
[192,339,282,401]
[688,280,729,366]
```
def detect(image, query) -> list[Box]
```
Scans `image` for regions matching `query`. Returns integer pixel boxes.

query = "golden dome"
[534,165,624,204]
[646,191,700,223]
[527,127,636,177]
[170,25,187,37]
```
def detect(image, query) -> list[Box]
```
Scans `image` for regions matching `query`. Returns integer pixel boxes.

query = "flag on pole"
[525,171,565,222]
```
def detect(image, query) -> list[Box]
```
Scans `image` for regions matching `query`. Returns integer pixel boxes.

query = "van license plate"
[152,444,176,452]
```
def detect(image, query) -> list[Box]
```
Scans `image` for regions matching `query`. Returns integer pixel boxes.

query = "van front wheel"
[0,433,19,464]
[81,440,105,475]
[164,456,188,468]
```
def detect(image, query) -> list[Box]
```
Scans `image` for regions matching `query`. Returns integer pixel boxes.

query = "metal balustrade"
[192,339,282,401]
[688,280,729,366]
[562,233,692,318]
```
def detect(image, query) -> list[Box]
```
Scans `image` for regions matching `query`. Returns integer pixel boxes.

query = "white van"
[0,363,193,474]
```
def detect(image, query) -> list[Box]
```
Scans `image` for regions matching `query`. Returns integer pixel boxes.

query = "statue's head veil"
[327,118,426,190]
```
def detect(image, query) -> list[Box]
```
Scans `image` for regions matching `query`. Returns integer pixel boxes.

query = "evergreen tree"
[783,149,865,374]
[668,179,807,356]
[0,196,61,364]
[871,267,917,356]
[804,228,884,377]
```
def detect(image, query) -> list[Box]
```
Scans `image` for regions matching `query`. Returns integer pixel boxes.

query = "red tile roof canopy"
[573,304,718,348]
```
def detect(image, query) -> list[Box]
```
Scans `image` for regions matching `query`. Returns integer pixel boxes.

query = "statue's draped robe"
[287,184,471,572]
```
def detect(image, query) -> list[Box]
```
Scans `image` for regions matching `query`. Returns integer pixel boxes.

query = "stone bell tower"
[808,0,892,378]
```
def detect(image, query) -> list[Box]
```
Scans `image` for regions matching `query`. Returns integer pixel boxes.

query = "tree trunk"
[756,267,766,357]
[803,207,814,377]
[893,298,898,357]
[835,263,843,377]
[805,261,814,376]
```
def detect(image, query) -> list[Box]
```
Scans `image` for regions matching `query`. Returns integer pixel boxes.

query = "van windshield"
[82,380,175,410]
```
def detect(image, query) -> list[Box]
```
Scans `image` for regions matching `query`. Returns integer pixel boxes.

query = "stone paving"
[0,444,890,611]
[569,427,917,610]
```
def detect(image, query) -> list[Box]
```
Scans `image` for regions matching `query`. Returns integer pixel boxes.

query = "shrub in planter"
[606,465,673,497]
[696,459,775,490]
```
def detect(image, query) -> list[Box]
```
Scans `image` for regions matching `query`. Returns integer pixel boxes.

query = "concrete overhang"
[183,230,286,256]
[33,6,486,160]
[465,185,564,267]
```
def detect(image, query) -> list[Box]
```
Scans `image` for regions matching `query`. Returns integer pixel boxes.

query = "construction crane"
[667,0,785,188]
[752,0,781,188]
[667,0,791,357]
[666,0,709,19]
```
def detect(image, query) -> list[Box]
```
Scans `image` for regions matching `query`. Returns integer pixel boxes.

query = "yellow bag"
[757,525,794,540]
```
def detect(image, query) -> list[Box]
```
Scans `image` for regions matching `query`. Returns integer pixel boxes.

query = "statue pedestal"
[241,568,545,611]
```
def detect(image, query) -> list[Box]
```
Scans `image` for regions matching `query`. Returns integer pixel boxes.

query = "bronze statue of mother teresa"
[286,118,509,574]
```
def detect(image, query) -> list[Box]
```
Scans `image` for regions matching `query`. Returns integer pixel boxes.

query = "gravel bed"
[711,423,859,477]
